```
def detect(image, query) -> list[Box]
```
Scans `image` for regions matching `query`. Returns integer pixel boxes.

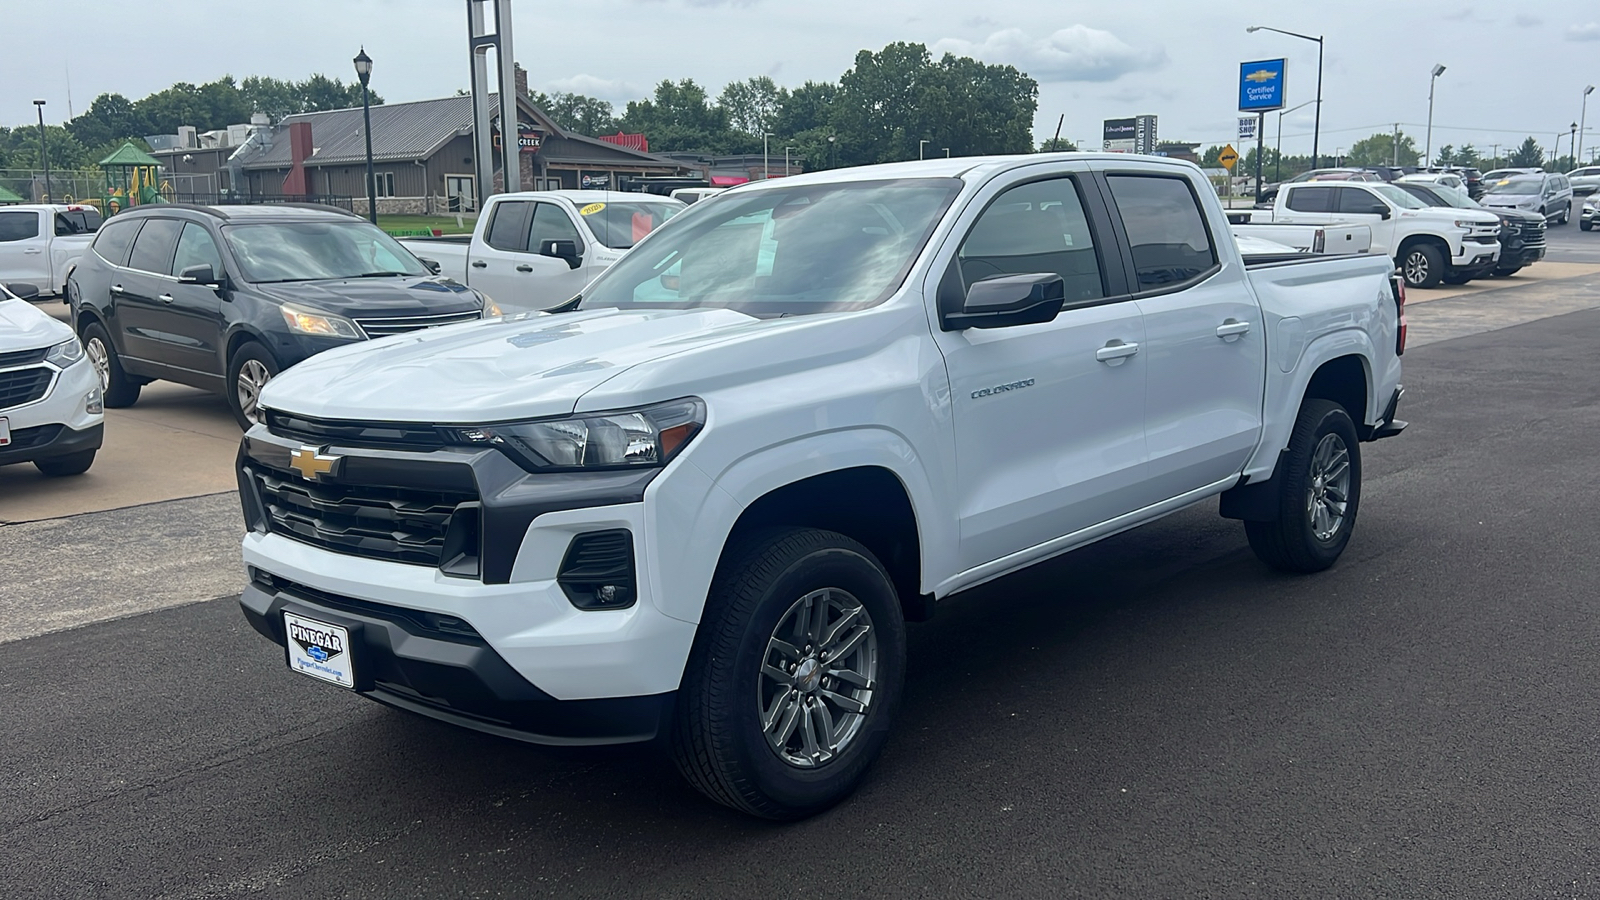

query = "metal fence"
[0,169,106,205]
[168,192,357,213]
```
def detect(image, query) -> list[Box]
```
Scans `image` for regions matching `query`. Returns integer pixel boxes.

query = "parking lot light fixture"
[353,47,377,224]
[763,132,773,180]
[919,139,930,160]
[1581,87,1595,172]
[33,99,51,203]
[1426,64,1446,166]
[1275,99,1315,182]
[1247,25,1323,168]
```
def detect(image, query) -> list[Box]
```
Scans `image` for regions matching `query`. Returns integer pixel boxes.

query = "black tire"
[1581,220,1593,231]
[1398,243,1444,289]
[671,527,907,820]
[226,341,280,430]
[34,449,96,477]
[1244,399,1362,574]
[80,321,141,408]
[1491,266,1522,277]
[1441,272,1473,285]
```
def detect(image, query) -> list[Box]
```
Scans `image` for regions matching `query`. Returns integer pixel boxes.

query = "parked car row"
[1391,182,1546,278]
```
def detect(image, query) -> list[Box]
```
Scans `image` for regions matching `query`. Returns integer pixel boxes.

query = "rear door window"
[172,223,224,277]
[126,218,184,274]
[92,217,142,265]
[0,211,41,242]
[1285,186,1333,212]
[1336,188,1387,215]
[484,200,532,251]
[956,176,1106,305]
[1104,174,1219,291]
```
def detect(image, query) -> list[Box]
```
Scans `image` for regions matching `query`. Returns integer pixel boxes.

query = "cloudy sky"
[5,0,1599,162]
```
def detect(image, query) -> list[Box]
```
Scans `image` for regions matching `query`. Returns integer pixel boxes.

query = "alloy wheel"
[757,587,878,768]
[1404,251,1430,286]
[1306,432,1352,542]
[85,337,110,391]
[235,359,272,426]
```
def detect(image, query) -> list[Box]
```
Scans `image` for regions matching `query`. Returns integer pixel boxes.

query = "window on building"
[374,172,396,198]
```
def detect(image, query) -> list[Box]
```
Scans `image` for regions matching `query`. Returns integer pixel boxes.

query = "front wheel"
[34,449,96,477]
[1581,220,1593,231]
[80,321,141,408]
[671,527,907,820]
[226,341,280,430]
[1399,244,1444,288]
[1244,399,1362,573]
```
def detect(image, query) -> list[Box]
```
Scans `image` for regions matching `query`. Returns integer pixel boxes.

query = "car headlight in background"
[45,337,85,367]
[443,398,705,471]
[479,294,503,317]
[280,303,363,339]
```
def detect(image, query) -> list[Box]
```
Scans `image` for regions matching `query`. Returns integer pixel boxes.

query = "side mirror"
[419,257,442,275]
[1377,208,1392,220]
[942,273,1066,331]
[178,264,219,285]
[539,239,582,270]
[4,282,41,300]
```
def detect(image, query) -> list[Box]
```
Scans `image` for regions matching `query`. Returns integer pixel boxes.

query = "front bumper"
[1450,240,1500,274]
[0,356,103,465]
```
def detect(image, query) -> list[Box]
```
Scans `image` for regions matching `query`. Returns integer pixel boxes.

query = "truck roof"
[723,153,1201,193]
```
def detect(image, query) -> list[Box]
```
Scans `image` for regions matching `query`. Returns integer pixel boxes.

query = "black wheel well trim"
[718,466,930,622]
[75,306,108,337]
[225,326,280,368]
[1396,234,1450,260]
[1302,353,1370,431]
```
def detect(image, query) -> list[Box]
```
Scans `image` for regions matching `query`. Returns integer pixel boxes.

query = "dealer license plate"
[283,611,355,688]
[0,417,10,446]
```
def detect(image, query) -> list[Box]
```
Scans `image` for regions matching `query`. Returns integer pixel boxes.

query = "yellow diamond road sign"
[1219,144,1240,170]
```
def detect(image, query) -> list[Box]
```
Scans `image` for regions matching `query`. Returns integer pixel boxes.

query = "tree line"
[1199,131,1573,183]
[0,74,381,172]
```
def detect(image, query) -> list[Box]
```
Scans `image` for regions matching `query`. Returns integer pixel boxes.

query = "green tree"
[1508,136,1544,167]
[773,81,836,136]
[618,79,734,152]
[1038,137,1077,151]
[1435,144,1455,165]
[0,124,92,170]
[65,93,149,149]
[1345,130,1419,167]
[239,76,303,120]
[531,91,616,135]
[1456,143,1480,166]
[718,76,783,138]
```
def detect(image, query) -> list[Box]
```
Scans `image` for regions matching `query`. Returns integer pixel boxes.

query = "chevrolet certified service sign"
[1239,58,1287,112]
[284,611,355,688]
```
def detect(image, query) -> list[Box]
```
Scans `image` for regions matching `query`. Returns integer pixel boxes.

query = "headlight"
[443,398,705,471]
[280,303,363,339]
[479,294,502,317]
[45,337,85,367]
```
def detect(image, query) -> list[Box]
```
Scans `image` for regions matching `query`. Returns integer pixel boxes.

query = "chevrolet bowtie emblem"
[289,446,340,481]
[1245,69,1278,83]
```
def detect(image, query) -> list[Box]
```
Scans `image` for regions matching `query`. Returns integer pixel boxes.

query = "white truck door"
[930,173,1149,572]
[1332,187,1397,256]
[0,210,52,286]
[1100,171,1267,500]
[1277,185,1338,226]
[466,198,539,310]
[523,202,590,307]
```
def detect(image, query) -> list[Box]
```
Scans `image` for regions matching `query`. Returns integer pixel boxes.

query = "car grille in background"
[354,310,482,338]
[0,347,48,368]
[0,367,54,411]
[1502,220,1546,248]
[249,461,476,567]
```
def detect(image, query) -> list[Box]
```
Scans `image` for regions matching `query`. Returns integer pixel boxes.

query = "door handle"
[515,264,533,273]
[1096,340,1140,364]
[22,247,42,254]
[110,284,125,295]
[1216,319,1252,340]
[470,260,487,269]
[158,293,174,304]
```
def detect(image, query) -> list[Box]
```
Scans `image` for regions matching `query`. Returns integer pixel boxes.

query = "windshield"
[577,178,963,318]
[221,221,430,282]
[1486,177,1543,195]
[575,200,683,249]
[1370,184,1427,209]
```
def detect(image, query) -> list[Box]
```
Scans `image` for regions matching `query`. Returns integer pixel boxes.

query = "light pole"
[1581,86,1596,172]
[1275,99,1315,182]
[1570,122,1579,169]
[1425,64,1446,166]
[942,147,950,157]
[1247,25,1323,168]
[763,132,773,180]
[919,139,930,160]
[827,134,836,169]
[353,47,377,224]
[784,145,794,177]
[33,100,51,203]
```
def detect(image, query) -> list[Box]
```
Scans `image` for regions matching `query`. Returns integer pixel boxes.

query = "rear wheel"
[80,321,141,408]
[1244,399,1362,573]
[1399,244,1444,289]
[671,527,907,820]
[34,450,96,477]
[226,341,279,430]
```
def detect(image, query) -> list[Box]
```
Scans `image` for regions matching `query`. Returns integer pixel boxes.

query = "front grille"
[1,423,61,450]
[354,310,482,338]
[0,367,53,410]
[250,460,477,567]
[0,347,48,368]
[264,409,445,450]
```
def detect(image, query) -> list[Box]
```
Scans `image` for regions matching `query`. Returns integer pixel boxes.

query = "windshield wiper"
[352,271,407,278]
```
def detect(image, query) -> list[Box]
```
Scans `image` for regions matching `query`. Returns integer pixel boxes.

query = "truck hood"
[252,276,483,319]
[1400,207,1500,225]
[258,306,761,422]
[0,298,73,352]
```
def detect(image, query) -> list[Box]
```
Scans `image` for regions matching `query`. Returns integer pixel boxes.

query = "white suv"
[0,282,103,475]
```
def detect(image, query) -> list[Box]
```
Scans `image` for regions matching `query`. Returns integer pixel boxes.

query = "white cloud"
[934,26,1166,83]
[1567,22,1600,41]
[543,74,639,103]
[1514,13,1541,26]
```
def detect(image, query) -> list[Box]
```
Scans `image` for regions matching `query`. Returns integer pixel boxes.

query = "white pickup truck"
[236,154,1406,819]
[0,204,102,297]
[397,190,683,313]
[1242,181,1502,287]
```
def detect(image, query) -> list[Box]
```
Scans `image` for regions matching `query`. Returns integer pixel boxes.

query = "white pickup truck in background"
[238,154,1406,820]
[0,204,103,297]
[1228,219,1372,256]
[1238,181,1502,287]
[397,190,684,313]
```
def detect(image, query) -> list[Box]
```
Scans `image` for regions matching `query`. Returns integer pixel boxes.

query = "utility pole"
[1393,123,1400,166]
[33,100,51,203]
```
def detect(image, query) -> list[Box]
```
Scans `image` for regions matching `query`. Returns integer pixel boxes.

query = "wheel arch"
[1395,233,1450,264]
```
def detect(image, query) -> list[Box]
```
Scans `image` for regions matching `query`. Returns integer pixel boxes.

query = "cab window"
[1285,186,1333,213]
[956,176,1106,305]
[1104,174,1219,290]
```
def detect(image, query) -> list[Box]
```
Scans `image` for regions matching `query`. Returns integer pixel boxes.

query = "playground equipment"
[98,142,169,214]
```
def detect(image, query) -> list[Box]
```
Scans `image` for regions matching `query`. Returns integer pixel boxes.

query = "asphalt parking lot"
[3,225,1600,897]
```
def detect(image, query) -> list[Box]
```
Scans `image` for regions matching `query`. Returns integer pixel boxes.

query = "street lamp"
[1247,25,1323,168]
[33,100,51,203]
[1274,99,1315,182]
[784,145,795,177]
[919,139,930,160]
[353,47,377,224]
[942,147,950,157]
[1570,122,1579,169]
[763,132,773,180]
[827,133,836,169]
[1581,86,1596,172]
[1425,64,1446,166]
